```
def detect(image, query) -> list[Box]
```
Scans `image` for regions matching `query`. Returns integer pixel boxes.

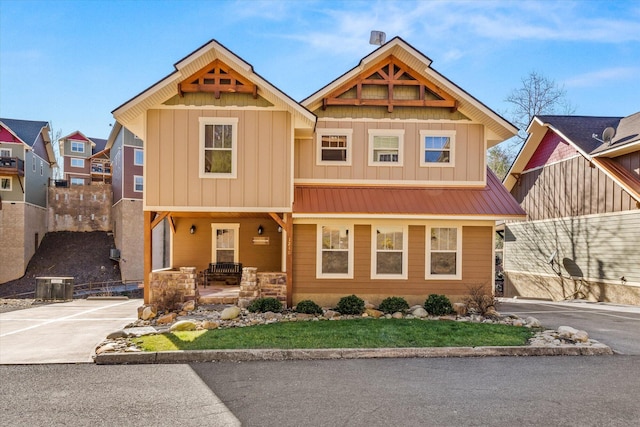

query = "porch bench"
[202,262,243,287]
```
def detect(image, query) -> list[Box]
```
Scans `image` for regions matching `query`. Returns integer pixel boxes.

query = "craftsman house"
[112,37,525,307]
[58,131,110,186]
[503,113,640,305]
[0,118,55,283]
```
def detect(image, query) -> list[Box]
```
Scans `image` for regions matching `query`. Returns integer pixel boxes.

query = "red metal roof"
[294,169,526,218]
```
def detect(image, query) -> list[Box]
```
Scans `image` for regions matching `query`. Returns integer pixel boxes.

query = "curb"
[94,344,613,365]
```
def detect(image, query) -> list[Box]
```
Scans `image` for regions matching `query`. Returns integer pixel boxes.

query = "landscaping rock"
[412,307,428,318]
[182,300,196,312]
[157,312,177,325]
[324,310,339,319]
[141,306,156,320]
[202,320,219,330]
[452,303,467,316]
[170,320,197,332]
[95,343,117,354]
[525,316,541,328]
[364,302,376,310]
[557,326,579,339]
[365,308,384,318]
[221,306,241,320]
[106,330,129,340]
[392,312,404,319]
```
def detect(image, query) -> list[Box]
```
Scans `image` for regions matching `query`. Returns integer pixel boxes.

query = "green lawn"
[132,319,534,351]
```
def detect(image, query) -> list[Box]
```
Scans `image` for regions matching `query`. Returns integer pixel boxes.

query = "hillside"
[0,231,121,297]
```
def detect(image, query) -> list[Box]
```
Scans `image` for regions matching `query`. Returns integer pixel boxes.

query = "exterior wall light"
[258,225,264,235]
[190,225,196,234]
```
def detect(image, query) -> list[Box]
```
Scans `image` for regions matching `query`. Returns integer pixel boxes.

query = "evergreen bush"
[247,297,283,313]
[336,295,365,315]
[378,296,410,314]
[424,294,453,316]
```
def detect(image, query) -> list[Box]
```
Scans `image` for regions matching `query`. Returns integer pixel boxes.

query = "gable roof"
[294,168,526,220]
[504,113,640,202]
[112,39,316,137]
[0,118,55,164]
[301,36,517,146]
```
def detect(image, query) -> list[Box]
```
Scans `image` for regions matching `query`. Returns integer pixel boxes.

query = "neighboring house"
[105,122,169,282]
[112,38,525,306]
[58,131,110,186]
[0,118,55,283]
[503,113,640,305]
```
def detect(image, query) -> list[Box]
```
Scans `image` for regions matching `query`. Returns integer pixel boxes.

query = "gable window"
[70,177,84,186]
[317,224,353,278]
[0,148,11,158]
[368,129,404,166]
[316,129,352,165]
[70,158,84,168]
[133,175,143,192]
[420,130,455,167]
[211,223,240,262]
[199,117,238,178]
[427,226,462,279]
[371,225,408,279]
[134,149,143,166]
[70,141,85,153]
[0,176,11,191]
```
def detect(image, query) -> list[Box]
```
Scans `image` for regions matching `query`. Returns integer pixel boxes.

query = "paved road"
[498,299,640,355]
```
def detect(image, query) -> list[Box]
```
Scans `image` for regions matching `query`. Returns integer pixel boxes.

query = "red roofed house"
[112,38,525,307]
[503,113,640,305]
[58,131,111,186]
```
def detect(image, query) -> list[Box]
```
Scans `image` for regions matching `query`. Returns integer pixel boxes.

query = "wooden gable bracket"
[322,56,457,113]
[178,59,258,99]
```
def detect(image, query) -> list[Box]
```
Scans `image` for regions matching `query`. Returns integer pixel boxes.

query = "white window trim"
[70,177,84,186]
[70,141,85,153]
[368,129,404,167]
[0,148,11,157]
[419,130,456,168]
[70,158,85,168]
[316,223,354,279]
[134,148,144,166]
[426,225,462,280]
[316,128,353,166]
[199,117,238,179]
[371,224,408,280]
[210,223,240,263]
[133,175,143,193]
[0,176,11,191]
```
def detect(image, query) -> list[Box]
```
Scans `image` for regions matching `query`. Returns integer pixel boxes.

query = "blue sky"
[1,0,639,141]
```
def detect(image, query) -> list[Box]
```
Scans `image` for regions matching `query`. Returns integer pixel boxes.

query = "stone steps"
[199,296,239,305]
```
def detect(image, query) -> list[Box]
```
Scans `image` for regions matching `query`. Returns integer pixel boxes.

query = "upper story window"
[70,141,85,153]
[0,176,11,191]
[371,224,408,279]
[134,149,144,166]
[0,148,11,158]
[133,175,143,192]
[317,224,353,279]
[316,129,352,166]
[368,129,404,166]
[427,226,462,280]
[70,158,84,168]
[420,130,455,167]
[199,117,238,178]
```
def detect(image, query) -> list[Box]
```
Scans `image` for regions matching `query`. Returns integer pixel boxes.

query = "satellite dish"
[369,31,386,46]
[602,127,615,145]
[547,250,558,265]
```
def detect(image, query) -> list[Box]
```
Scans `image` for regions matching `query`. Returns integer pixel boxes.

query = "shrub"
[424,294,453,316]
[295,299,323,315]
[247,297,283,313]
[336,295,365,315]
[378,296,410,314]
[463,284,498,316]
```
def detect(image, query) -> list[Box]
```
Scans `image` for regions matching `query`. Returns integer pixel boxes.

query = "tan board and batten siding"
[293,224,493,307]
[295,121,485,184]
[146,109,292,210]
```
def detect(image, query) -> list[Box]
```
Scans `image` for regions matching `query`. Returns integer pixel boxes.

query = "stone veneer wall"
[239,267,287,308]
[149,267,198,309]
[48,185,112,232]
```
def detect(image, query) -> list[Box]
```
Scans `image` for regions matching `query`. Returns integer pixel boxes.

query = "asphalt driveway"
[0,298,140,364]
[499,298,640,355]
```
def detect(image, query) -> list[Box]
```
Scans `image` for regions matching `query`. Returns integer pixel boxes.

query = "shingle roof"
[293,169,526,219]
[536,115,622,154]
[0,118,49,147]
[90,137,108,154]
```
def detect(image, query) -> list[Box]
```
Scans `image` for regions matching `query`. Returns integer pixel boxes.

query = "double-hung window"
[368,129,404,166]
[0,148,11,158]
[199,117,238,178]
[70,158,84,168]
[317,225,353,278]
[316,129,352,165]
[427,226,462,279]
[133,175,143,192]
[420,130,455,167]
[134,149,144,166]
[372,225,408,279]
[70,141,85,154]
[0,176,11,191]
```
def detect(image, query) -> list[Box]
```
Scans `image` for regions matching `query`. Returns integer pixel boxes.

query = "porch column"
[143,210,153,304]
[285,212,293,307]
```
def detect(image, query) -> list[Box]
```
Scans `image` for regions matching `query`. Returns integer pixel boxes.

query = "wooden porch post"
[285,212,293,308]
[143,210,153,304]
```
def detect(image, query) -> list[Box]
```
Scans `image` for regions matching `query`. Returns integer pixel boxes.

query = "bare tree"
[49,125,63,180]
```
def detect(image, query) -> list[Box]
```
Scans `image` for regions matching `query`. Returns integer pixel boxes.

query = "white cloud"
[564,67,639,88]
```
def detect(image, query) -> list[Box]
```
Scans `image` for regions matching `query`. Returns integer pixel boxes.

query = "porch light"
[277,226,282,233]
[258,225,264,235]
[190,225,196,234]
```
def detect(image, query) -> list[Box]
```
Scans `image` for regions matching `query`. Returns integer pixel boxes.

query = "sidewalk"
[0,298,140,364]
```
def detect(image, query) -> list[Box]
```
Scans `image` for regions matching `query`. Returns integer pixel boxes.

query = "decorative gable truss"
[322,56,457,113]
[178,59,258,99]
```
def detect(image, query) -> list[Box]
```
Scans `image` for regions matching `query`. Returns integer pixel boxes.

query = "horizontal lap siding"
[292,224,493,304]
[504,211,640,283]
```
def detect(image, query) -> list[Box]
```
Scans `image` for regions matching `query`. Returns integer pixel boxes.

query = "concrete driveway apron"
[0,298,140,364]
